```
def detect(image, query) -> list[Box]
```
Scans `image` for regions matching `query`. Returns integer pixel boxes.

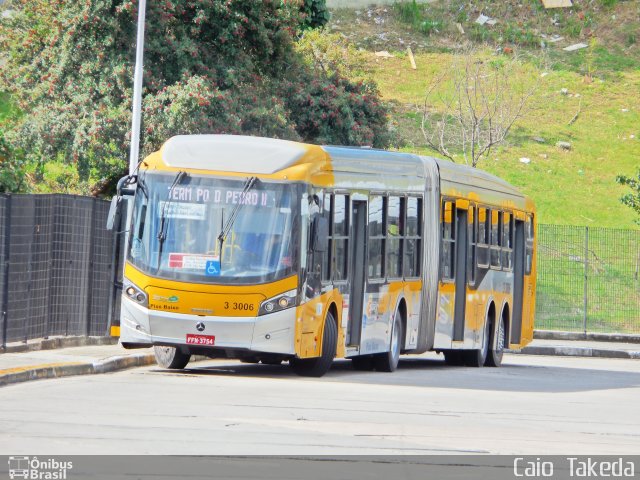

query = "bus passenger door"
[511,219,526,345]
[347,200,367,346]
[452,205,468,342]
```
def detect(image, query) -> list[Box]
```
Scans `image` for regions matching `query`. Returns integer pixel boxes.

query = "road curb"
[534,330,640,344]
[1,336,118,354]
[0,353,156,388]
[512,346,640,359]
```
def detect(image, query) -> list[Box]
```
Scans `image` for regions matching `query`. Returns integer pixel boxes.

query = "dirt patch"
[328,0,640,72]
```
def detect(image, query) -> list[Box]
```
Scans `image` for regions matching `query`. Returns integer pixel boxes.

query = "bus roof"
[151,135,531,209]
[160,135,316,175]
[434,157,524,199]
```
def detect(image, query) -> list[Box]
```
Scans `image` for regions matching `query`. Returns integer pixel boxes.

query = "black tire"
[290,311,337,377]
[351,356,374,371]
[260,358,283,365]
[373,309,403,372]
[465,315,490,368]
[486,315,506,367]
[154,345,191,369]
[240,356,260,364]
[443,350,465,366]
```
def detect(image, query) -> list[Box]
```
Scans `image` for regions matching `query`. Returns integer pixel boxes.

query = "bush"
[616,169,640,225]
[0,129,27,193]
[299,0,330,31]
[0,0,387,192]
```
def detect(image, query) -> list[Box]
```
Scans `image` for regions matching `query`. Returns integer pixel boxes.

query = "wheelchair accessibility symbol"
[205,259,221,276]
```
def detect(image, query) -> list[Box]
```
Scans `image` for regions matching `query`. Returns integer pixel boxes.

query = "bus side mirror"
[106,196,120,231]
[107,175,136,230]
[311,216,329,253]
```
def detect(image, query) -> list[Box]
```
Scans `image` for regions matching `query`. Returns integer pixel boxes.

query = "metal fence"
[0,194,120,348]
[1,194,639,347]
[536,224,640,334]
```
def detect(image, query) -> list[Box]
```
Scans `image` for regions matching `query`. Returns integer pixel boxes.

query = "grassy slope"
[330,1,640,228]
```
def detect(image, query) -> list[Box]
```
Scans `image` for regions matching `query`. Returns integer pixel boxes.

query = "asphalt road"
[0,353,638,455]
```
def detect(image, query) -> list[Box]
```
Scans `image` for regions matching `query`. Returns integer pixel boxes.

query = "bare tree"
[421,49,537,167]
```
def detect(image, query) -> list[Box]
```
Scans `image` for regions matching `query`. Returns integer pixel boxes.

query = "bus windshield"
[127,172,301,285]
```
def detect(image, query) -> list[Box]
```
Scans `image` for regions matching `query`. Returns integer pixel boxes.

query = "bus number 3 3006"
[224,302,255,311]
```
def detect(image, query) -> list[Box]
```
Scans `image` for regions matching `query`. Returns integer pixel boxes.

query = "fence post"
[84,199,97,336]
[583,226,589,334]
[45,196,56,339]
[1,195,11,349]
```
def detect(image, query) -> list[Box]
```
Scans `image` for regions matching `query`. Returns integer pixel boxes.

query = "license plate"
[186,334,216,346]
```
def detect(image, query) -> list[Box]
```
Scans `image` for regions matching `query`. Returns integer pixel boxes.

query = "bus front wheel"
[290,311,337,377]
[154,345,191,369]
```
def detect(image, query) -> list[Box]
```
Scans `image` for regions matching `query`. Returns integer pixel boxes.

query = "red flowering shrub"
[0,0,387,191]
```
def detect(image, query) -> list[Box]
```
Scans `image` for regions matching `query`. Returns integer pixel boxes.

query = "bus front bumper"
[120,297,296,355]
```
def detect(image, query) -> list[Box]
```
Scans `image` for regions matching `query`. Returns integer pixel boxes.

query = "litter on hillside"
[407,47,417,70]
[520,158,531,164]
[541,0,572,8]
[541,33,564,43]
[475,14,490,25]
[375,51,394,58]
[563,43,588,52]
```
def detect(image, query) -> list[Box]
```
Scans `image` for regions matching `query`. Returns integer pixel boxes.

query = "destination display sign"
[165,186,277,207]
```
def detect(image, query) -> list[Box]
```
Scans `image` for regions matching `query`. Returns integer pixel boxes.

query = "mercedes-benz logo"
[196,322,205,332]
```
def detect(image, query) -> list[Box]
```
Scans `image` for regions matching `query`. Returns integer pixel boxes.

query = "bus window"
[490,210,501,269]
[368,195,385,279]
[441,200,455,281]
[333,194,349,281]
[404,197,422,278]
[525,214,534,275]
[468,206,476,285]
[477,207,489,268]
[502,212,513,271]
[386,196,403,279]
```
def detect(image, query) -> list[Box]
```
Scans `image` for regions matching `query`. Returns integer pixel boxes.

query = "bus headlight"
[258,289,297,316]
[123,279,148,307]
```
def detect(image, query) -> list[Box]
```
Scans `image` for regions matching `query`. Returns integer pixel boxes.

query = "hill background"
[329,0,639,228]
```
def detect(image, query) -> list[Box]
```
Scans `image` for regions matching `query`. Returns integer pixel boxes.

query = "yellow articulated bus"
[108,135,536,377]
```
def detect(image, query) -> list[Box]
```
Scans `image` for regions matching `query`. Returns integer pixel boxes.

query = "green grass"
[384,0,640,77]
[393,1,442,36]
[367,51,639,228]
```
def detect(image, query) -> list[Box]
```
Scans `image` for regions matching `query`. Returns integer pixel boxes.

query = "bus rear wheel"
[374,309,403,372]
[486,315,506,367]
[154,345,191,369]
[290,311,337,377]
[465,317,490,368]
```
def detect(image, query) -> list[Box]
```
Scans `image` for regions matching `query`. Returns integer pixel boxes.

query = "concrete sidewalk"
[0,343,156,387]
[514,339,640,359]
[1,336,639,387]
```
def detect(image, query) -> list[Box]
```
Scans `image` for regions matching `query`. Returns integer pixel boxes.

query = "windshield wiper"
[217,176,258,260]
[156,171,188,270]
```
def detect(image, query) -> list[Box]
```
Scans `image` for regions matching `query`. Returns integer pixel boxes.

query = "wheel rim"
[496,319,505,353]
[391,315,400,361]
[481,321,490,357]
